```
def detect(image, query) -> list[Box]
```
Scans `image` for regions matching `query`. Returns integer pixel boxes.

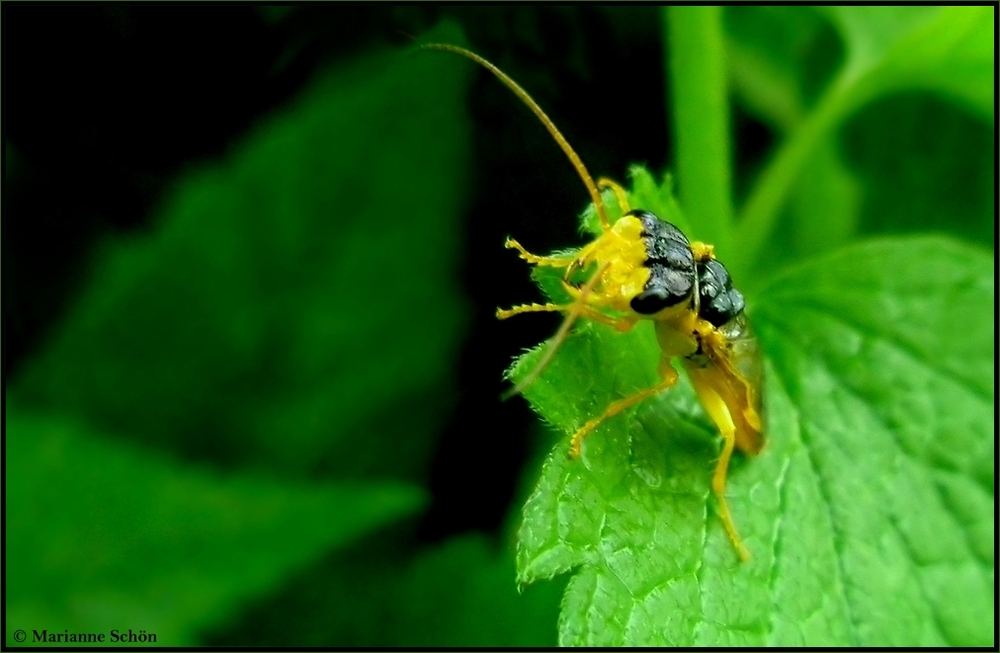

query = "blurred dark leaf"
[782,141,861,260]
[9,26,473,480]
[724,6,859,267]
[205,532,563,647]
[392,534,563,646]
[724,6,844,131]
[843,93,995,247]
[5,407,426,646]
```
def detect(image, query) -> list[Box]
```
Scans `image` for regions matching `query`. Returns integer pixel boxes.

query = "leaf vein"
[799,420,863,645]
[765,452,793,642]
[764,349,862,645]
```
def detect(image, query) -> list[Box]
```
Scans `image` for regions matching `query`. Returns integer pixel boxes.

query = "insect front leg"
[568,356,679,458]
[596,177,631,214]
[505,237,576,267]
[496,303,568,320]
[497,300,636,333]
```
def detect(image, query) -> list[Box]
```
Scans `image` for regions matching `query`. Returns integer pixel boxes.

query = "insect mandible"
[423,43,764,561]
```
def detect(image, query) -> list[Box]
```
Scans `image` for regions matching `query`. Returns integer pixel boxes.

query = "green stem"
[665,6,733,256]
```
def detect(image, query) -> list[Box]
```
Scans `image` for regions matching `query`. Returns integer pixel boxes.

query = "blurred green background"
[3,6,993,647]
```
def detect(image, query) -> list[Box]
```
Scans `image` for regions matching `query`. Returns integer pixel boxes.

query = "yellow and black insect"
[424,43,763,561]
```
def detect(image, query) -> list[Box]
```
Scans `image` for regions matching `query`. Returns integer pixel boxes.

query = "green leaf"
[821,7,942,84]
[5,407,426,646]
[842,93,995,248]
[823,6,994,119]
[9,27,472,479]
[780,140,861,262]
[723,7,861,264]
[724,6,844,131]
[513,173,994,646]
[753,237,994,647]
[731,5,993,276]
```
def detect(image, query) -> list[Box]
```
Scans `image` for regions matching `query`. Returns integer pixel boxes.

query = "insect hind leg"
[688,371,751,562]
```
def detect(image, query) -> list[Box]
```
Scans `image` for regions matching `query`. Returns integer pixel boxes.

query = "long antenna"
[422,43,609,230]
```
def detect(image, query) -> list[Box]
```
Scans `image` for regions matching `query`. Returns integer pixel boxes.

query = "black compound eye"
[627,209,696,315]
[696,258,745,327]
[630,289,674,315]
[700,292,735,327]
[702,258,730,287]
[629,265,694,315]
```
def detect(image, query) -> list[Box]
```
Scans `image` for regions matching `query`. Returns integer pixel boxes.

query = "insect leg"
[505,237,576,267]
[496,303,570,320]
[597,177,631,214]
[686,368,751,561]
[501,262,611,400]
[568,357,679,458]
[497,301,626,324]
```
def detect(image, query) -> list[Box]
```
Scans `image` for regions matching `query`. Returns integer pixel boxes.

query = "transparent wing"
[684,314,764,454]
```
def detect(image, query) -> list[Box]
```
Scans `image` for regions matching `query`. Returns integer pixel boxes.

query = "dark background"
[3,5,773,542]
